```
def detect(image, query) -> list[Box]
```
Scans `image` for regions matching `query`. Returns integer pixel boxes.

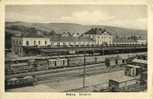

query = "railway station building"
[11,34,51,56]
[11,32,95,56]
[84,28,113,45]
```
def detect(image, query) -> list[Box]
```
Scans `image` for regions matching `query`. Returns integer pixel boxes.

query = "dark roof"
[84,28,112,35]
[50,35,94,42]
[62,32,73,37]
[14,31,47,38]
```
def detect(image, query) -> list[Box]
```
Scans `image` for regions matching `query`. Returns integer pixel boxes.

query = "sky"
[6,5,147,30]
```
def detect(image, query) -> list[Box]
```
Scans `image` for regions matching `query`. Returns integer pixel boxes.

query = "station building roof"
[50,35,94,42]
[12,31,49,38]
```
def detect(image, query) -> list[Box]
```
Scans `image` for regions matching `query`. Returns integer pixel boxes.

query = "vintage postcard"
[0,0,153,99]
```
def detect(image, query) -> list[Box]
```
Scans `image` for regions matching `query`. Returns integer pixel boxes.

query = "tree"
[28,27,37,33]
[48,30,56,36]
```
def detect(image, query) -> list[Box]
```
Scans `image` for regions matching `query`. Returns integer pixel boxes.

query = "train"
[6,55,105,75]
[5,53,144,75]
[5,53,147,89]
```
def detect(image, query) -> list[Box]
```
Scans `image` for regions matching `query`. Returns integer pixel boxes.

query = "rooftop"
[84,28,112,35]
[50,35,94,42]
[125,64,141,68]
[113,38,137,43]
[110,75,135,83]
[13,31,48,38]
[132,59,147,65]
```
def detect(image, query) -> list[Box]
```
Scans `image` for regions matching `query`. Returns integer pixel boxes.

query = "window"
[16,40,18,45]
[13,40,16,45]
[115,59,118,64]
[34,41,36,45]
[45,41,47,45]
[38,41,41,45]
[122,60,125,63]
[19,41,22,45]
[26,41,29,46]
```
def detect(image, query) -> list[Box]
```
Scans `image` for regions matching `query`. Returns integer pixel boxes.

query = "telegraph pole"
[83,55,86,88]
[102,43,104,55]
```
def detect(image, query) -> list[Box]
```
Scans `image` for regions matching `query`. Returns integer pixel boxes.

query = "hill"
[5,21,147,48]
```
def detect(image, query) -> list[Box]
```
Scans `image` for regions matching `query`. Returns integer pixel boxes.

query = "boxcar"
[56,58,68,67]
[9,62,31,74]
[85,56,96,64]
[35,59,49,71]
[96,55,105,63]
[68,56,84,66]
[48,59,56,68]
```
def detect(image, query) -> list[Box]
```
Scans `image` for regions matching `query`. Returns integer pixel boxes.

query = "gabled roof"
[84,28,112,35]
[62,32,73,37]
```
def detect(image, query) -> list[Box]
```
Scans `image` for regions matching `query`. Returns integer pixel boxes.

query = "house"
[137,39,147,45]
[50,33,95,47]
[84,28,113,45]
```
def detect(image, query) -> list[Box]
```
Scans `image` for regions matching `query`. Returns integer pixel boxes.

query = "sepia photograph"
[5,5,147,92]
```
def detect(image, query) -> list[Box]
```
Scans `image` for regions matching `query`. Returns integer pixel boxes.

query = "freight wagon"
[5,54,134,75]
[48,58,68,68]
[85,56,96,65]
[68,56,84,66]
[96,55,105,63]
[9,62,33,74]
[105,56,125,67]
[34,59,49,71]
[55,58,68,67]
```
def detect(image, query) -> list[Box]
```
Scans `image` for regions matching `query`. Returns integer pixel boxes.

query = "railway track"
[6,62,105,79]
[6,52,146,79]
[36,65,124,84]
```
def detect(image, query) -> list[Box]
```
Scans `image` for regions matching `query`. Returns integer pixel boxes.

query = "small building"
[108,78,138,92]
[130,58,147,72]
[124,64,142,77]
[125,56,147,77]
[140,71,147,85]
[137,39,147,45]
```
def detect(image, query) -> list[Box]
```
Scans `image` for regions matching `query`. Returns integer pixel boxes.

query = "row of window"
[26,40,48,46]
[13,40,22,46]
[52,42,95,46]
[96,36,112,39]
[14,47,22,56]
